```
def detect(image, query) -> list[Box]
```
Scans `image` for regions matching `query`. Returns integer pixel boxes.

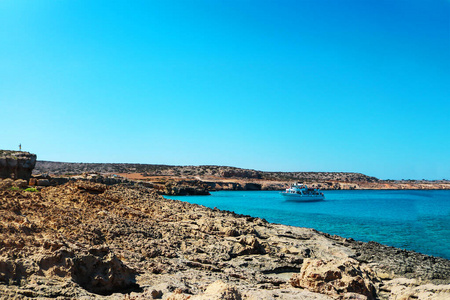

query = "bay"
[165,190,450,259]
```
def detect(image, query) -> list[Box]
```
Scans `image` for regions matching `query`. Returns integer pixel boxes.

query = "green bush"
[24,187,38,192]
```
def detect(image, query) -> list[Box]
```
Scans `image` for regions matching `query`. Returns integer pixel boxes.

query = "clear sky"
[1,0,449,180]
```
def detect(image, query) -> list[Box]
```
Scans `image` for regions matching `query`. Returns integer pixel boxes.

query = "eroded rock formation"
[290,258,378,299]
[0,150,36,181]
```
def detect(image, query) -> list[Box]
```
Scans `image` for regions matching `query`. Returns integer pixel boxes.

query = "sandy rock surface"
[0,180,449,299]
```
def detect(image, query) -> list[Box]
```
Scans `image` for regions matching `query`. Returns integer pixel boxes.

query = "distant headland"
[32,160,450,194]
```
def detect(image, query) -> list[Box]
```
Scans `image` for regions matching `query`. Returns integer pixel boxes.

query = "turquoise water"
[165,190,450,259]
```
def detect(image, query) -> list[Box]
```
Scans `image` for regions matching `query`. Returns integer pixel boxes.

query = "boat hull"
[281,192,324,202]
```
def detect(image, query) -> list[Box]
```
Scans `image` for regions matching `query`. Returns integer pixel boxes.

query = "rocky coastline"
[33,161,450,193]
[1,153,449,298]
[1,179,449,299]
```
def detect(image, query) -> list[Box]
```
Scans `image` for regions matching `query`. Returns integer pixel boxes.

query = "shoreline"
[167,190,450,261]
[1,180,449,299]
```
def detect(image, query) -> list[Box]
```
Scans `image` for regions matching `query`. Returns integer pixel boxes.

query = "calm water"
[165,190,450,259]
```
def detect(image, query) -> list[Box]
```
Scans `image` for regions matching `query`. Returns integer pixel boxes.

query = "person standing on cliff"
[19,143,21,151]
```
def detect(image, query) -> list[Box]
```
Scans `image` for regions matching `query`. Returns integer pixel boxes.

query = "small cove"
[165,190,450,259]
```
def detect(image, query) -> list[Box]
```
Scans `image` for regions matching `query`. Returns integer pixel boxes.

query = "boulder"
[290,258,378,299]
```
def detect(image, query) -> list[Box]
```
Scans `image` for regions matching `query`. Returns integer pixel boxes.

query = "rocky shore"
[1,179,449,299]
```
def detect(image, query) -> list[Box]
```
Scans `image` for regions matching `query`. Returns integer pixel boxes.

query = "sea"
[164,190,450,260]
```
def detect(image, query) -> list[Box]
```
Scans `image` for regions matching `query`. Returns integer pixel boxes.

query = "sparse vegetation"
[34,161,378,182]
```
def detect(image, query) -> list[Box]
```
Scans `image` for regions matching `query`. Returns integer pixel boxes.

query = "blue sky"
[1,0,449,180]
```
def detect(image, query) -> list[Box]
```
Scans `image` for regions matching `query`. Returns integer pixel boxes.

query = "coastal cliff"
[1,180,449,299]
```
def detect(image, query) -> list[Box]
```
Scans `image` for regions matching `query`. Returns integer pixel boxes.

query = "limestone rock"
[290,258,378,299]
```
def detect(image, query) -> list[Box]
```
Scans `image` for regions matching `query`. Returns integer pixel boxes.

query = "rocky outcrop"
[0,150,36,181]
[290,258,378,299]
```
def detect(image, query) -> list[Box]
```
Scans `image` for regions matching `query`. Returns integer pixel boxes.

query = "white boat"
[281,183,325,201]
